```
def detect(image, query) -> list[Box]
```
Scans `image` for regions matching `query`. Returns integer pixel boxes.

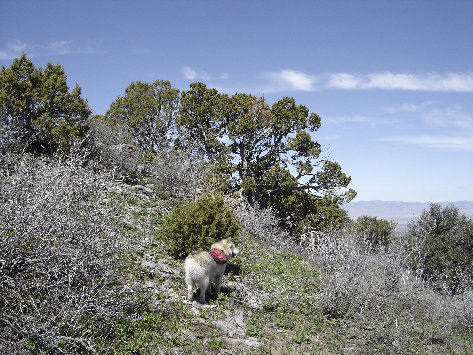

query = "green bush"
[1,54,91,154]
[349,215,395,251]
[407,203,473,294]
[159,193,240,258]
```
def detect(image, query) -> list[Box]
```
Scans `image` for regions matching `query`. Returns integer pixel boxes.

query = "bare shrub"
[302,229,473,350]
[226,196,296,251]
[85,118,144,182]
[304,231,399,318]
[0,149,139,353]
[0,125,30,155]
[148,147,218,201]
[86,118,219,201]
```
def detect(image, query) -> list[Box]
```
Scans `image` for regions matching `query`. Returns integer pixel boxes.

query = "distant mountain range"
[343,201,473,228]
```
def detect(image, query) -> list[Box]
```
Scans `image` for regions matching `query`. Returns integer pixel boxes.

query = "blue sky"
[1,0,472,202]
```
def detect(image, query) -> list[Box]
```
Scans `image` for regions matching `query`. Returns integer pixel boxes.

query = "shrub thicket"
[226,196,294,250]
[407,203,473,294]
[85,116,144,177]
[299,229,473,351]
[0,150,140,353]
[159,193,240,258]
[349,215,396,251]
[86,116,221,200]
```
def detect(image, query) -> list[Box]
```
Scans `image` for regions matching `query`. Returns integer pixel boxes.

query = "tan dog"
[184,238,239,303]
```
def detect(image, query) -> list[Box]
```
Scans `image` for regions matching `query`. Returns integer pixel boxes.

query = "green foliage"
[241,176,256,201]
[226,93,355,232]
[178,88,356,218]
[296,196,350,233]
[103,79,356,232]
[228,94,324,195]
[105,80,179,152]
[349,215,396,251]
[159,193,240,258]
[177,82,232,164]
[227,94,276,181]
[1,52,356,232]
[257,165,350,233]
[0,53,90,153]
[408,203,473,293]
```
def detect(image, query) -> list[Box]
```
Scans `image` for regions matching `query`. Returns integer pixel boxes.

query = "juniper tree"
[179,85,356,232]
[105,80,179,152]
[0,53,90,153]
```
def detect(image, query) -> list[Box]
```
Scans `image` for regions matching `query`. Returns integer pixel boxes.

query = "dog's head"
[212,238,239,259]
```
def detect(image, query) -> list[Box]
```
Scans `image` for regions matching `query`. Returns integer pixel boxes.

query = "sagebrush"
[300,228,473,351]
[0,150,139,353]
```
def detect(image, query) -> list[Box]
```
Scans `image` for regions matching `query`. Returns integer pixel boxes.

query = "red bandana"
[209,249,227,264]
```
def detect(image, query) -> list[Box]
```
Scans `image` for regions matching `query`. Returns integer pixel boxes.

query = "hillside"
[1,152,473,353]
[1,51,472,354]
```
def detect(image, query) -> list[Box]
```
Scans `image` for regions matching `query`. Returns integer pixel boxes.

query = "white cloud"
[0,40,28,59]
[181,66,197,80]
[366,73,422,90]
[383,102,433,114]
[181,66,227,81]
[421,106,473,130]
[324,114,398,128]
[266,69,317,91]
[0,39,102,60]
[384,135,473,151]
[327,73,360,89]
[45,40,72,55]
[324,115,372,126]
[327,72,473,92]
[219,72,229,80]
[11,41,27,53]
[263,70,473,93]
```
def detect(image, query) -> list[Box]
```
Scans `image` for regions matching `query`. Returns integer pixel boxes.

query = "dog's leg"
[206,280,213,297]
[214,274,222,296]
[198,277,209,303]
[185,276,194,302]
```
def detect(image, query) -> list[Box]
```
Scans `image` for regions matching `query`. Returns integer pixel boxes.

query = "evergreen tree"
[105,80,179,152]
[0,53,91,153]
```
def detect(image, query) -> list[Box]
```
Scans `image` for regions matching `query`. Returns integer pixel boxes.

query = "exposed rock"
[130,184,154,196]
[214,309,246,337]
[225,336,263,348]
